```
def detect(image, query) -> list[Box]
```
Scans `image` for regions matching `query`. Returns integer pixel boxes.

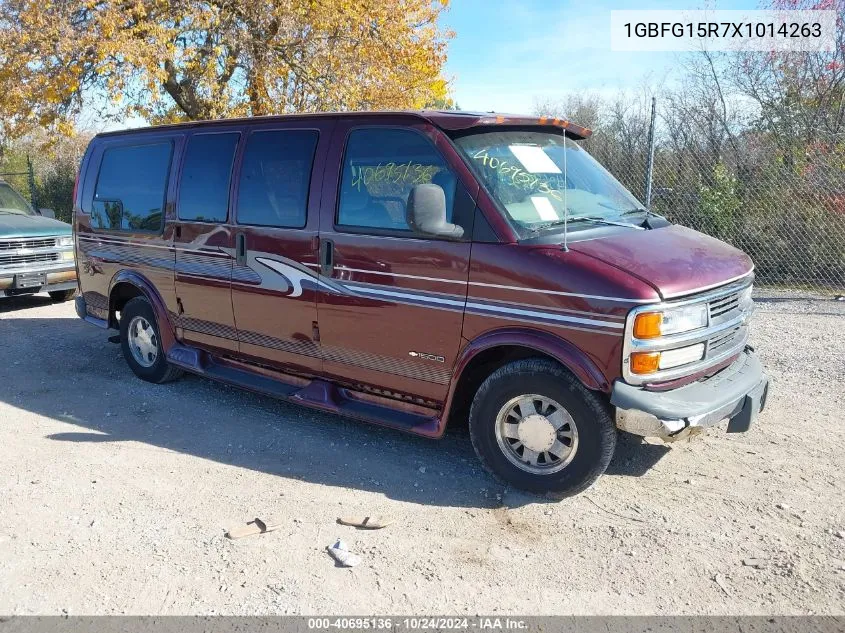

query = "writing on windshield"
[470,148,564,202]
[455,130,642,235]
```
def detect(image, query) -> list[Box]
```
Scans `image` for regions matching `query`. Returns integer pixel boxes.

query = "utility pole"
[644,96,657,209]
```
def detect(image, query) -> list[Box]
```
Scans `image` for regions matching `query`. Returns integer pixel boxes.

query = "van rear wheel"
[468,358,616,497]
[119,296,183,384]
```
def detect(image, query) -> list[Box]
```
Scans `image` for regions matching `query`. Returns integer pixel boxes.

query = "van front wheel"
[119,296,183,384]
[468,358,616,497]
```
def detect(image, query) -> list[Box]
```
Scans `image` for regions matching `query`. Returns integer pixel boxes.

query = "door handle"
[320,238,334,276]
[236,233,246,266]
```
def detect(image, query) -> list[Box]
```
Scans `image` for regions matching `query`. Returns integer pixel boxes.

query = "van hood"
[568,225,753,299]
[0,212,71,239]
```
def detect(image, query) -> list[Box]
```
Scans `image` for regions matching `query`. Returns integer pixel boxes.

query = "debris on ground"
[337,516,394,530]
[742,558,768,569]
[327,539,361,568]
[225,517,283,539]
[714,573,731,596]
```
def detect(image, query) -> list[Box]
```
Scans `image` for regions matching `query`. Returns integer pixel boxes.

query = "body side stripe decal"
[334,265,468,285]
[80,243,625,332]
[325,262,651,304]
[78,236,651,305]
[465,301,624,329]
[339,280,622,329]
[468,280,655,303]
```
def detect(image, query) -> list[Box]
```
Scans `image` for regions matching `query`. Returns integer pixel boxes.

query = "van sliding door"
[229,121,334,375]
[172,129,241,354]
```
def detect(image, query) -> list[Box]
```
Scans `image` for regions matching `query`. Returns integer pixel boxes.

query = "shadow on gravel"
[2,314,668,509]
[0,294,58,314]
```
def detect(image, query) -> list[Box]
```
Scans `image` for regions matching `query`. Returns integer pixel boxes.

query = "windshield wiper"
[622,207,661,218]
[530,216,644,232]
[567,216,645,229]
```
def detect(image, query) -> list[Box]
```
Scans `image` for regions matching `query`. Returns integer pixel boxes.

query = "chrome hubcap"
[495,394,579,475]
[128,315,158,368]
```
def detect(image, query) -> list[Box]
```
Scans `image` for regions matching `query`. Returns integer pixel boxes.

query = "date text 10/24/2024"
[307,618,529,630]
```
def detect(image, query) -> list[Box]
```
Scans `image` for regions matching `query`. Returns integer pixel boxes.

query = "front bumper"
[611,347,769,440]
[0,266,77,297]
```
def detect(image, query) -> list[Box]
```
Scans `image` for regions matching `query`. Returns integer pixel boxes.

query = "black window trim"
[175,129,242,225]
[232,126,321,230]
[90,136,176,236]
[333,124,468,242]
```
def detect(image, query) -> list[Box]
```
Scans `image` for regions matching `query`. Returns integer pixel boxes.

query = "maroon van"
[72,111,768,496]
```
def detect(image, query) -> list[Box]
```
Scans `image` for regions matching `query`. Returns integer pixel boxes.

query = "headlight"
[61,251,75,261]
[633,303,707,339]
[57,236,73,247]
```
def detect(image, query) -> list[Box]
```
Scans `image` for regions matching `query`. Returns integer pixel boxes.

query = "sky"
[442,0,759,114]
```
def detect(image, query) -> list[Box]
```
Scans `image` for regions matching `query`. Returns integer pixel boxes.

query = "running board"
[165,343,441,437]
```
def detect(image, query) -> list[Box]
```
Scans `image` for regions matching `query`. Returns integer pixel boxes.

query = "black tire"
[119,296,183,384]
[48,289,76,302]
[468,358,616,498]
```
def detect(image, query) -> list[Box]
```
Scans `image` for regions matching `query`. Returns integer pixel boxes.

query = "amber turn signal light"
[633,312,662,339]
[630,351,660,374]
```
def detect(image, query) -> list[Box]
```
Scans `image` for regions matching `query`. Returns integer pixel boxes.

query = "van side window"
[92,142,172,231]
[337,128,457,232]
[236,130,318,228]
[178,133,239,222]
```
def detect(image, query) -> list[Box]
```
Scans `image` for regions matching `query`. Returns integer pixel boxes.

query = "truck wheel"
[468,358,616,497]
[119,296,183,384]
[48,289,76,302]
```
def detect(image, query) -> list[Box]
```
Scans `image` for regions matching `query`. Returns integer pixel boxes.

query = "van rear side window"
[178,133,239,223]
[236,130,318,228]
[92,142,172,232]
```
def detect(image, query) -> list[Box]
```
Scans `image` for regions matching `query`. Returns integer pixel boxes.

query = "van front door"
[229,121,333,375]
[316,121,476,403]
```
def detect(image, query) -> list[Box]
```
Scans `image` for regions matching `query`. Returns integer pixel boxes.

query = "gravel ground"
[0,292,843,615]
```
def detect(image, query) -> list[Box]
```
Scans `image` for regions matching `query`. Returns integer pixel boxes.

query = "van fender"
[440,328,610,434]
[108,270,177,353]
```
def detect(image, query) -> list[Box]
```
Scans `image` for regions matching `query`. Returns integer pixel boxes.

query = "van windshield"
[453,130,643,236]
[0,183,34,215]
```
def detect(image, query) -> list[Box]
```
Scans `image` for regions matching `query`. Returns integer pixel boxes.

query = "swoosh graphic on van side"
[253,256,345,297]
[77,238,624,334]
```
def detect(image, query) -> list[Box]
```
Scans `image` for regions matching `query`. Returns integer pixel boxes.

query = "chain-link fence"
[583,100,845,296]
[0,157,38,209]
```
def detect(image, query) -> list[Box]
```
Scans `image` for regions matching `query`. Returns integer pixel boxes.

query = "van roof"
[95,110,593,140]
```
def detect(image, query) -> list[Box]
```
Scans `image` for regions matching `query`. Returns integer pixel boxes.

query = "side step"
[166,343,441,437]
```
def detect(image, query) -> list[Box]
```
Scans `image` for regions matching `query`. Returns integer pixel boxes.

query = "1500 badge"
[408,351,446,363]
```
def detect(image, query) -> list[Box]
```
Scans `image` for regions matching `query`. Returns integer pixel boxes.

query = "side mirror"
[38,208,56,219]
[406,184,464,240]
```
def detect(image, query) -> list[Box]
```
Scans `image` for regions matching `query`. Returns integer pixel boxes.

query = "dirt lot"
[0,293,843,615]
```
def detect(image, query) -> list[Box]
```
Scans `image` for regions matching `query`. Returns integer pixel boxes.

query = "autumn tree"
[731,0,845,154]
[0,0,452,139]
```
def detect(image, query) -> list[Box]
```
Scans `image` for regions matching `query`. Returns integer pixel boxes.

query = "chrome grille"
[623,277,754,385]
[0,237,57,251]
[708,325,745,355]
[0,252,59,267]
[709,292,740,323]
